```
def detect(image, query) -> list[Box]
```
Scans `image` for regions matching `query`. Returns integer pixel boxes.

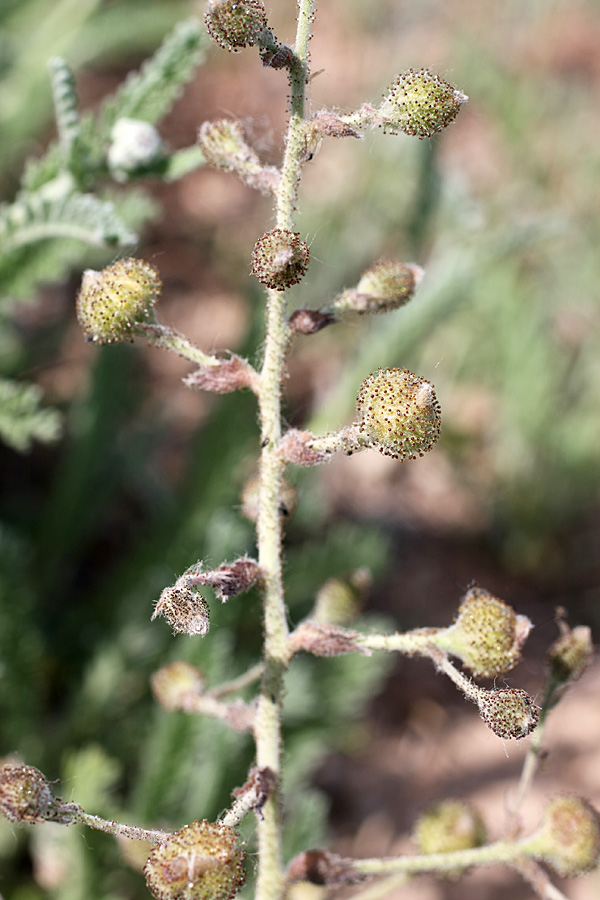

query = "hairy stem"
[253,4,315,900]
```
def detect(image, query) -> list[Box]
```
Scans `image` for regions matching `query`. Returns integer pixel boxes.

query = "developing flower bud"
[144,820,246,900]
[435,586,532,678]
[522,796,600,877]
[205,0,268,52]
[152,583,210,636]
[186,558,262,602]
[547,625,593,687]
[0,764,79,824]
[414,800,486,856]
[152,661,206,711]
[477,688,539,740]
[329,261,423,317]
[252,229,310,291]
[198,120,280,195]
[77,258,161,344]
[378,69,467,138]
[355,367,441,460]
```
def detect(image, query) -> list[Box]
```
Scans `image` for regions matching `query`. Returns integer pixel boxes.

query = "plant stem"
[135,321,219,366]
[77,811,170,845]
[253,5,314,900]
[353,840,527,876]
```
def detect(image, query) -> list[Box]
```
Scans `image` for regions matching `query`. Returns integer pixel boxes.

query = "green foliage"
[0,378,62,451]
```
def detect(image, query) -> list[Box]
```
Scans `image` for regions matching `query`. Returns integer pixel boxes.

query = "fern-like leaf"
[0,378,62,452]
[48,57,81,165]
[0,188,137,254]
[93,18,205,136]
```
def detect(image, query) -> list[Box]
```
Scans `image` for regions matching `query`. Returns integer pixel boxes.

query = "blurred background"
[1,1,599,898]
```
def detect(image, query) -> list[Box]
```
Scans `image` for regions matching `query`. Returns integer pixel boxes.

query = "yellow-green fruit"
[144,820,246,900]
[252,229,310,291]
[437,586,532,678]
[547,625,593,685]
[477,688,539,740]
[0,765,56,823]
[77,258,161,344]
[379,69,467,138]
[523,796,600,876]
[205,0,268,52]
[356,367,441,460]
[414,800,486,856]
[332,261,423,316]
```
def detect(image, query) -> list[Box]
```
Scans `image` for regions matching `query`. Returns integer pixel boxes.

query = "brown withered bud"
[152,583,210,636]
[151,661,206,711]
[144,820,246,900]
[279,429,333,466]
[252,229,310,291]
[289,622,370,658]
[0,764,80,825]
[477,688,539,740]
[232,766,277,820]
[289,309,335,335]
[261,45,294,69]
[288,850,364,886]
[186,558,262,602]
[183,355,259,394]
[309,111,363,140]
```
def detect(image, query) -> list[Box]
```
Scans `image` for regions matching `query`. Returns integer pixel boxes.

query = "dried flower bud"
[77,258,161,344]
[477,688,539,740]
[355,367,441,460]
[252,229,310,291]
[186,558,262,602]
[0,764,79,824]
[144,820,246,900]
[378,69,467,138]
[289,308,335,335]
[288,850,363,886]
[205,0,268,52]
[152,661,206,711]
[183,355,259,394]
[547,625,593,686]
[309,111,363,140]
[108,118,164,181]
[278,429,335,466]
[330,261,423,317]
[152,583,210,636]
[198,120,279,195]
[435,586,532,678]
[522,796,600,876]
[414,800,486,856]
[260,45,294,69]
[240,474,297,521]
[289,622,370,658]
[313,570,370,625]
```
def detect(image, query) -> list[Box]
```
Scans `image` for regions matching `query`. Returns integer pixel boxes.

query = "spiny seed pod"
[547,625,593,686]
[477,688,539,740]
[522,796,600,877]
[414,799,486,856]
[252,229,310,291]
[330,261,423,316]
[0,764,78,824]
[144,820,246,900]
[378,69,467,139]
[77,258,161,344]
[435,586,532,678]
[151,661,206,711]
[151,583,210,636]
[355,367,441,460]
[205,0,268,52]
